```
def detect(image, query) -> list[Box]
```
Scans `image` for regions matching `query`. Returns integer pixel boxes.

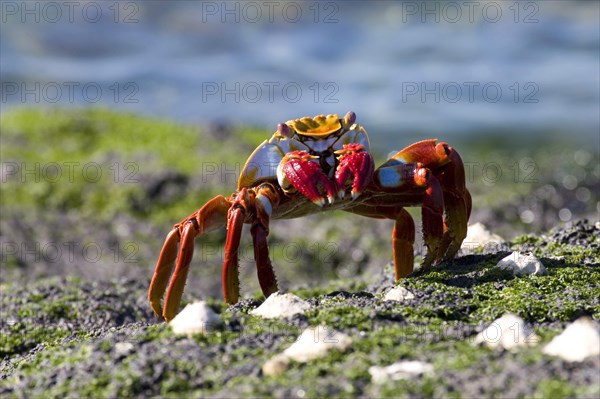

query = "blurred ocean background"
[2,0,599,150]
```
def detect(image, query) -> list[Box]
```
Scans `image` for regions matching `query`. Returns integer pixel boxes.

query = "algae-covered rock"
[1,109,599,399]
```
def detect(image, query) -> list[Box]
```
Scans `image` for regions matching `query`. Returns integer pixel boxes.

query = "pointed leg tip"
[149,300,163,319]
[152,308,163,319]
[337,190,345,199]
[351,190,361,200]
[312,198,325,207]
[327,195,335,205]
[163,308,176,322]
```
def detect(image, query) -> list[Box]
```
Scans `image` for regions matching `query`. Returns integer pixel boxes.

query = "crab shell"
[238,112,370,190]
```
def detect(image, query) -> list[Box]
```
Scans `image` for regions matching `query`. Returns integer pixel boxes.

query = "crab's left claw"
[335,143,375,200]
[277,150,336,206]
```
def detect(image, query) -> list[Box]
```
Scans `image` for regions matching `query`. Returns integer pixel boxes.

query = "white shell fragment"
[474,313,540,350]
[383,286,415,302]
[543,317,600,362]
[169,301,221,336]
[460,223,505,253]
[283,325,352,362]
[369,361,434,384]
[114,342,134,357]
[496,251,547,276]
[262,325,352,376]
[250,292,311,319]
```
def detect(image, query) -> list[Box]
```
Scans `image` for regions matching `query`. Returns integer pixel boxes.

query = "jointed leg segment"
[392,208,416,279]
[148,195,230,321]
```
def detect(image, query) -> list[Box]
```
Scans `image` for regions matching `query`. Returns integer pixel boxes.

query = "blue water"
[2,1,599,148]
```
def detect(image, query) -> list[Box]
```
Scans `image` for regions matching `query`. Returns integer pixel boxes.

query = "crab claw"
[278,150,336,206]
[334,143,374,200]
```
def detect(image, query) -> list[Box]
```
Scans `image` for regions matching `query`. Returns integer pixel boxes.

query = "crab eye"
[277,123,293,138]
[343,111,356,128]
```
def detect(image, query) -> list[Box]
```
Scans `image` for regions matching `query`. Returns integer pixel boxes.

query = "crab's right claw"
[334,143,374,200]
[277,150,336,206]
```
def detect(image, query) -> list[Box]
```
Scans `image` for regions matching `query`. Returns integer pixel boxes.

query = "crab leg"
[390,140,472,261]
[149,195,230,320]
[372,161,429,193]
[439,147,472,260]
[393,208,416,278]
[148,228,179,317]
[163,221,197,321]
[342,202,417,279]
[388,139,451,169]
[222,189,252,305]
[368,160,446,273]
[382,140,452,270]
[420,172,445,270]
[251,223,278,298]
[250,185,279,298]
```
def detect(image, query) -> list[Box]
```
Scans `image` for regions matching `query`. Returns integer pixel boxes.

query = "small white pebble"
[169,301,221,336]
[250,292,311,319]
[283,325,352,362]
[461,223,505,253]
[474,313,540,350]
[114,342,134,356]
[369,361,434,384]
[543,317,600,362]
[383,286,415,302]
[496,251,546,276]
[262,325,352,376]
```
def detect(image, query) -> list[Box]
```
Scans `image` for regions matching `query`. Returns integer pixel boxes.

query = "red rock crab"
[149,112,471,320]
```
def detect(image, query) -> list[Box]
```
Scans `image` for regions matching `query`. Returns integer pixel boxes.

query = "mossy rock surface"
[1,108,598,397]
[1,221,598,398]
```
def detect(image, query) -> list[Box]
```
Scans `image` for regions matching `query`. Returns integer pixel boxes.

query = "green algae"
[1,109,598,398]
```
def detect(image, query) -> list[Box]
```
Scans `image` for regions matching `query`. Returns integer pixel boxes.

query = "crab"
[149,111,471,320]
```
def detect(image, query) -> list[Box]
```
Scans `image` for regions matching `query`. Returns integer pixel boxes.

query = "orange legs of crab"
[345,140,470,278]
[150,186,281,320]
[438,148,472,260]
[148,195,230,321]
[366,139,471,276]
[222,185,279,305]
[392,209,416,279]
